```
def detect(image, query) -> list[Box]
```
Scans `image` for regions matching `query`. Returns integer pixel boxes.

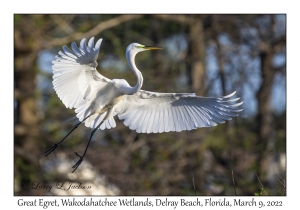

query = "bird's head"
[126,43,162,56]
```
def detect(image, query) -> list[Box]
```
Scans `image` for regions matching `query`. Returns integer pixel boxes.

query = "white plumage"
[116,91,242,133]
[48,37,243,172]
[53,37,243,133]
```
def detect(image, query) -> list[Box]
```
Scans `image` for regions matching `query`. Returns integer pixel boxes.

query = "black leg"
[71,121,103,173]
[45,115,91,157]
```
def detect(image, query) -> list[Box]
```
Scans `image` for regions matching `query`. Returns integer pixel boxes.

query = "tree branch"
[46,14,144,47]
[232,170,237,196]
[273,64,286,74]
[50,15,75,35]
[256,174,267,195]
[153,14,194,25]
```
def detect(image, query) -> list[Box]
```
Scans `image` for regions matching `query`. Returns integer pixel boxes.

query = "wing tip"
[223,91,236,98]
[95,38,103,51]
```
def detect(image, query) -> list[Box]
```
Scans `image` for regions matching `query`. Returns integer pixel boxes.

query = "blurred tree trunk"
[255,15,286,185]
[14,24,43,195]
[184,15,206,194]
[256,45,274,182]
[187,16,206,95]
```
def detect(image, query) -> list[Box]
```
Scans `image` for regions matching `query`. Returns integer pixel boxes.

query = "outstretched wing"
[52,37,117,130]
[52,37,111,109]
[115,91,243,133]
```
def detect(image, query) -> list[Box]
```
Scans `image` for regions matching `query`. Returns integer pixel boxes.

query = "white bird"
[45,37,243,172]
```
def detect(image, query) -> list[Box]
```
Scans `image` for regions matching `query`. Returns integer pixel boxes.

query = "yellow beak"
[144,46,163,50]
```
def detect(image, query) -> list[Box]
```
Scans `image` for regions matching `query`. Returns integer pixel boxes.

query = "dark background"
[14,14,286,195]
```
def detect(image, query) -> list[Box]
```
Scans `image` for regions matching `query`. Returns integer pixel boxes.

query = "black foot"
[45,144,58,156]
[72,152,84,173]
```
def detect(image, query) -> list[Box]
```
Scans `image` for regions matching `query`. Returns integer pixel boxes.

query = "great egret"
[45,37,243,172]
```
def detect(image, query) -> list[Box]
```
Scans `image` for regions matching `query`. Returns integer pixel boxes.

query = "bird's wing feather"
[115,90,243,133]
[52,37,111,109]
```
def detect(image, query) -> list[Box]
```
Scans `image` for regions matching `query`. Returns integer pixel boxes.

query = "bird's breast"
[113,95,125,105]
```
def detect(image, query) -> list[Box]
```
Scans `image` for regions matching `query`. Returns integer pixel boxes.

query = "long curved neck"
[126,51,143,94]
